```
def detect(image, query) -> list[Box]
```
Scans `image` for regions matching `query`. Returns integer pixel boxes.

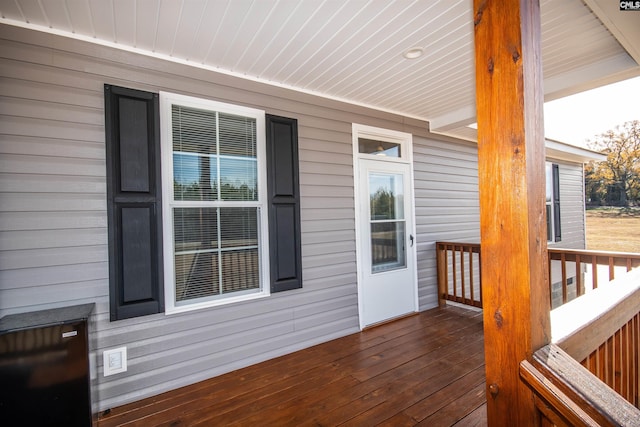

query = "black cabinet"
[0,304,95,427]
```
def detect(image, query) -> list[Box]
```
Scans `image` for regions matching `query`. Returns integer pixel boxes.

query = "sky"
[543,76,640,148]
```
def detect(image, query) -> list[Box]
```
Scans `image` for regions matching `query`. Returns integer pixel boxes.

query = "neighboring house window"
[106,85,302,320]
[160,92,270,313]
[546,162,562,243]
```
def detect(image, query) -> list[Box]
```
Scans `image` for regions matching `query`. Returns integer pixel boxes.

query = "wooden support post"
[473,0,551,425]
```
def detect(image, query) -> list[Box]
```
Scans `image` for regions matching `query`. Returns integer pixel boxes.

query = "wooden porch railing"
[436,242,640,422]
[520,270,640,425]
[436,242,640,310]
[436,242,482,308]
[548,248,640,307]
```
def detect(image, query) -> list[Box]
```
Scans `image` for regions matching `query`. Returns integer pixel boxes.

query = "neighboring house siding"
[549,160,587,250]
[0,24,432,410]
[413,136,481,310]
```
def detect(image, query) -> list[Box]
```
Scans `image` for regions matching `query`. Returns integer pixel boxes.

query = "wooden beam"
[473,0,551,425]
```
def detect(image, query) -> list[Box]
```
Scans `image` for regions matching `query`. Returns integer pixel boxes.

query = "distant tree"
[586,120,640,207]
[370,188,395,219]
[584,162,606,206]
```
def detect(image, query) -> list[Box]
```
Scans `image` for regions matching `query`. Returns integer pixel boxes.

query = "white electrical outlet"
[103,347,127,376]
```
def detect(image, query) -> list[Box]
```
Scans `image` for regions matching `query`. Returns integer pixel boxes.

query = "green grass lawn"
[586,207,640,253]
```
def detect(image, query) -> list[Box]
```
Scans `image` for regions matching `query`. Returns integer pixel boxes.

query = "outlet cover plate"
[103,347,127,376]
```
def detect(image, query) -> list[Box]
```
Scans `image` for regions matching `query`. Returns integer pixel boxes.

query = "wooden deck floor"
[98,305,486,427]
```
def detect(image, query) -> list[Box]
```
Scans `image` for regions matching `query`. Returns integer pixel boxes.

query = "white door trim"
[352,123,419,330]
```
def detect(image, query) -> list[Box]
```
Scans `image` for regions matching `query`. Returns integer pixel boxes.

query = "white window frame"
[159,92,270,314]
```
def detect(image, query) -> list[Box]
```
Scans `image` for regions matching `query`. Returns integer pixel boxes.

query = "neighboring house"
[541,139,606,251]
[545,140,606,306]
[0,0,633,415]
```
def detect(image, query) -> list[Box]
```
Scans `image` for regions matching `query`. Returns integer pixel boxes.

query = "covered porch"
[98,306,485,427]
[1,0,640,425]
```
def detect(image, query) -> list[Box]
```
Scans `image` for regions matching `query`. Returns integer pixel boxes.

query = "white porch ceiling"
[1,0,638,136]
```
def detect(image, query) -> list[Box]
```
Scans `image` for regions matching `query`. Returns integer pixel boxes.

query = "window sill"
[164,290,270,315]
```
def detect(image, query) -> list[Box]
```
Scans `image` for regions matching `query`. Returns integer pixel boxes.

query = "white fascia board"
[543,53,640,102]
[545,139,606,163]
[431,124,606,164]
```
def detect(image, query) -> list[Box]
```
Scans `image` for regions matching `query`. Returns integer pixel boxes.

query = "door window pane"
[371,222,406,273]
[369,172,406,273]
[359,138,401,157]
[370,173,404,220]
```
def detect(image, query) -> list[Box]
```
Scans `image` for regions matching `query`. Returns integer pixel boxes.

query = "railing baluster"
[575,254,582,297]
[592,255,598,290]
[468,245,474,304]
[609,256,615,281]
[630,318,636,406]
[460,245,466,304]
[561,252,567,304]
[478,246,482,306]
[452,245,458,300]
[614,330,621,396]
[447,246,456,302]
[548,255,553,306]
[598,341,605,382]
[621,323,629,402]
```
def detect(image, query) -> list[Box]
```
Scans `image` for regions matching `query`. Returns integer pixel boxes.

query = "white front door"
[353,125,417,328]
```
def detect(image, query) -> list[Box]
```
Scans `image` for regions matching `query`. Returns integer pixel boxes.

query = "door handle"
[409,234,414,247]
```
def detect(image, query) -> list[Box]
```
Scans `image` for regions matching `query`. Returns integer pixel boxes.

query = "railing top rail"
[548,247,640,260]
[436,242,480,253]
[436,240,480,246]
[436,243,640,258]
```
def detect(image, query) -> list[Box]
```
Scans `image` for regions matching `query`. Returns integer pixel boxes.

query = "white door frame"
[352,123,419,329]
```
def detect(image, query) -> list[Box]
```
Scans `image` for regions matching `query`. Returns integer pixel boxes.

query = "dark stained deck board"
[453,403,488,427]
[98,305,487,427]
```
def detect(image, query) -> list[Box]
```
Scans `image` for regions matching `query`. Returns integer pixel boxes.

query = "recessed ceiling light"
[403,47,424,60]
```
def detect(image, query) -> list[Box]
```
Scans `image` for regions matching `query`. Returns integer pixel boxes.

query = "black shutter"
[553,163,562,242]
[266,115,303,292]
[105,85,164,320]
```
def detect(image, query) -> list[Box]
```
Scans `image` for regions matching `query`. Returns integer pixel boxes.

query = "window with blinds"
[160,93,269,313]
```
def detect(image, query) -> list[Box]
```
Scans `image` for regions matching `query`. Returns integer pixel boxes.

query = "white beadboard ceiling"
[1,0,638,136]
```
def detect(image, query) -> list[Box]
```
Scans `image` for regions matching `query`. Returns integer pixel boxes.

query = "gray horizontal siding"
[0,228,106,250]
[0,173,106,193]
[0,211,106,230]
[0,246,107,270]
[1,193,106,212]
[0,23,418,411]
[412,136,481,310]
